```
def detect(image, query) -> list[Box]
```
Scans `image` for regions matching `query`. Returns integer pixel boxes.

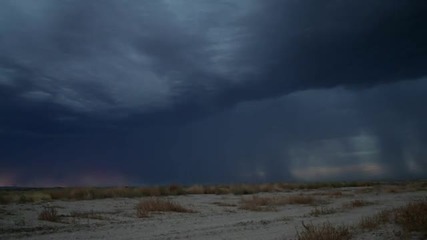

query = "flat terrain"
[0,184,426,240]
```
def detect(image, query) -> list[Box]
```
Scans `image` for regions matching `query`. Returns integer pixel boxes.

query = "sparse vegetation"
[394,200,427,233]
[38,206,60,222]
[342,199,373,208]
[309,206,337,217]
[240,194,318,211]
[312,191,348,198]
[240,196,277,211]
[185,185,205,194]
[358,209,392,230]
[136,197,195,218]
[1,181,424,204]
[357,200,427,234]
[296,221,352,240]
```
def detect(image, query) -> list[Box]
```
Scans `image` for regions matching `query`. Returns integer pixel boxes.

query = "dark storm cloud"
[1,0,426,132]
[221,0,427,102]
[1,0,427,185]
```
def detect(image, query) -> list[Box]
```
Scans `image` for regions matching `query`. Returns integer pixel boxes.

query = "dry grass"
[240,196,277,211]
[240,194,318,211]
[0,180,423,205]
[38,206,60,222]
[357,199,427,234]
[342,199,373,209]
[296,221,352,240]
[394,200,427,233]
[185,185,205,194]
[358,209,392,230]
[309,206,337,217]
[136,198,195,218]
[312,191,348,198]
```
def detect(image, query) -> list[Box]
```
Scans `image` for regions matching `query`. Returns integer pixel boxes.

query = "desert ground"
[0,182,426,240]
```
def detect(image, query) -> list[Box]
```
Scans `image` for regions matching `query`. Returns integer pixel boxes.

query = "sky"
[1,0,426,187]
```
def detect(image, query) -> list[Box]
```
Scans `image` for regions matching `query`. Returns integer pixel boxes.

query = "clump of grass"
[394,201,427,233]
[357,200,427,234]
[38,206,60,222]
[136,198,194,218]
[230,184,259,195]
[309,206,337,217]
[240,195,318,211]
[358,209,392,230]
[296,221,352,240]
[240,196,276,211]
[185,185,205,194]
[342,199,373,208]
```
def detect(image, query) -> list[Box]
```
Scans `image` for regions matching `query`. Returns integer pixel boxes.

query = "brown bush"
[185,185,205,194]
[38,206,60,222]
[240,195,318,211]
[358,209,392,231]
[394,200,427,233]
[296,221,352,240]
[136,198,194,218]
[357,200,427,234]
[309,207,337,217]
[240,196,276,211]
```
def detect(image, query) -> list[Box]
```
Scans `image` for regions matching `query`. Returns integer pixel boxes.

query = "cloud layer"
[0,0,426,185]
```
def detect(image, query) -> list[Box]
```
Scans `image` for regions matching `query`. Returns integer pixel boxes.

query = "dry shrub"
[168,184,185,195]
[185,185,205,194]
[259,183,277,192]
[136,198,194,218]
[141,187,162,196]
[213,186,232,195]
[358,209,392,230]
[240,196,276,211]
[310,207,337,217]
[200,186,217,194]
[296,221,352,240]
[230,184,259,195]
[343,199,373,208]
[38,206,60,222]
[394,201,427,233]
[240,195,318,211]
[358,200,427,234]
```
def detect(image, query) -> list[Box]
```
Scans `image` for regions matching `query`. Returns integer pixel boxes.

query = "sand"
[0,186,426,240]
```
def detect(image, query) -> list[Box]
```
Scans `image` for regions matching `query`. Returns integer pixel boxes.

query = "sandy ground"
[0,186,426,240]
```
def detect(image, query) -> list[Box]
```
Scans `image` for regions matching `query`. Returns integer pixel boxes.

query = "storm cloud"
[0,0,426,186]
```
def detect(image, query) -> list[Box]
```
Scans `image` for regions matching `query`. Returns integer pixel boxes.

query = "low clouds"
[0,1,426,185]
